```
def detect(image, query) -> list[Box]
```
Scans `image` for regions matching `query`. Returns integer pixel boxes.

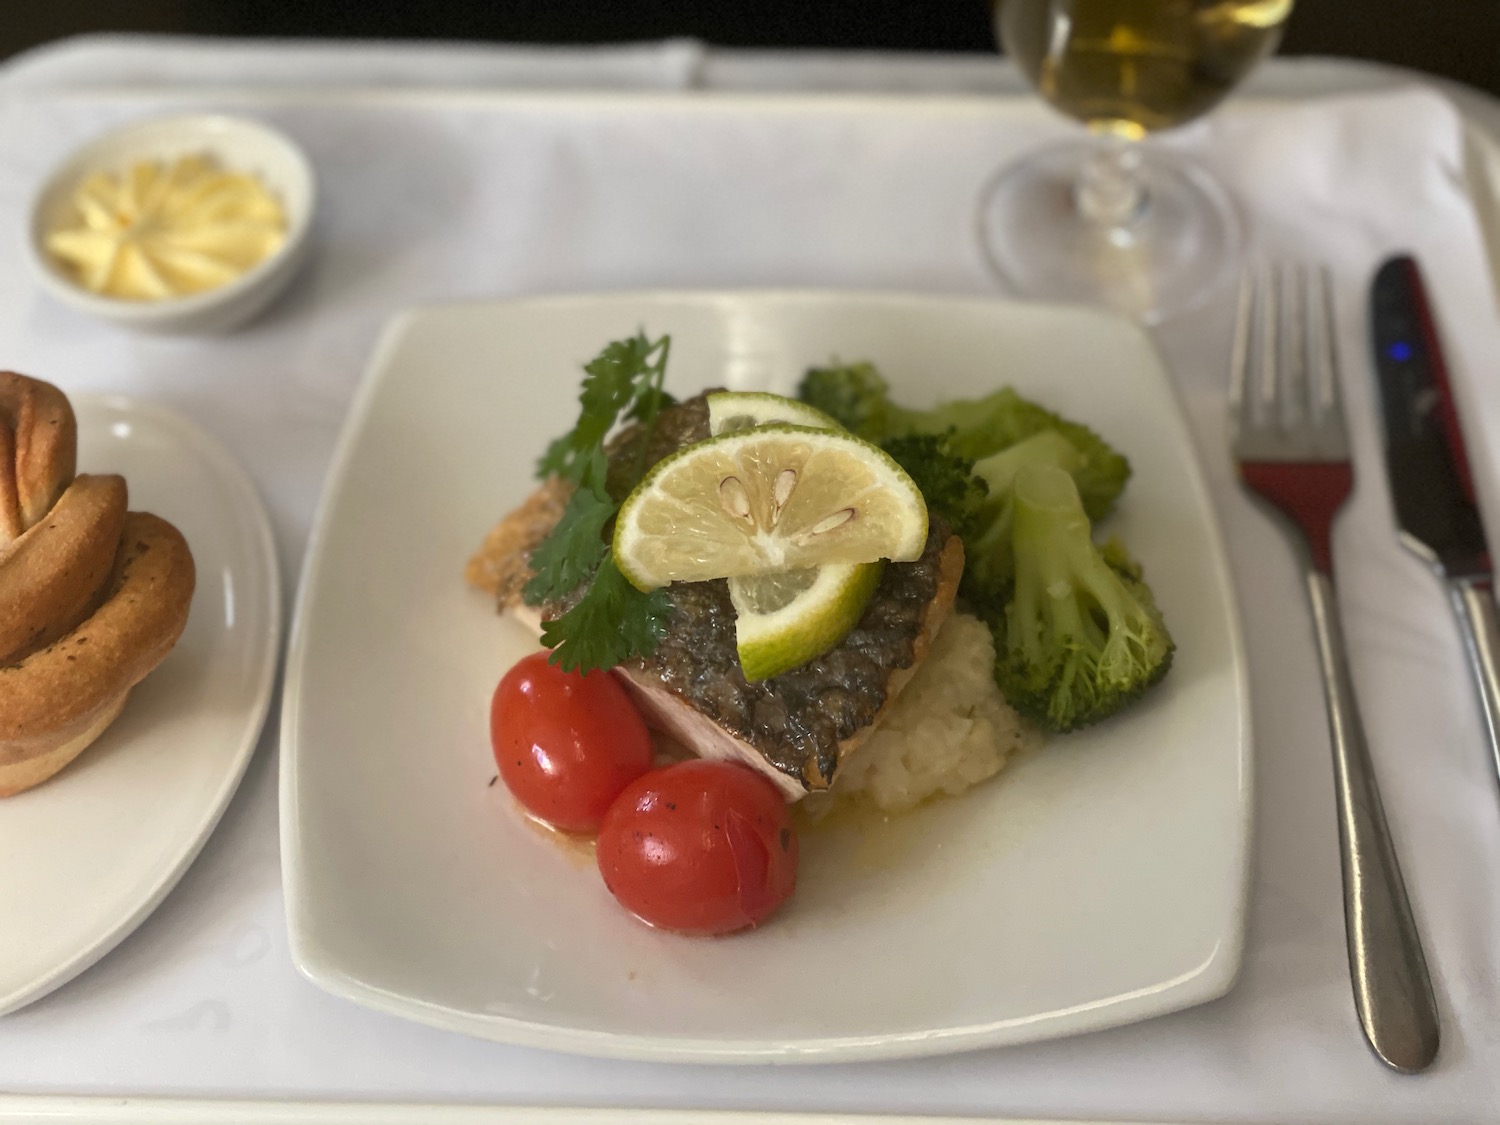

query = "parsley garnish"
[538,557,673,673]
[626,385,677,424]
[524,332,674,672]
[522,450,613,605]
[536,334,670,484]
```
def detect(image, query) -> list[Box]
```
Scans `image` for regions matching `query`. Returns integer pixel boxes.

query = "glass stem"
[1073,138,1148,234]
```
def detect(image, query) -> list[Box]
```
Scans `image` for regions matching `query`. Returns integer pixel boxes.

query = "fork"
[1230,263,1440,1073]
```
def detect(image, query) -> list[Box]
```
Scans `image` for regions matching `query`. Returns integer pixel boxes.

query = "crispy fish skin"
[464,475,573,603]
[465,393,958,797]
[602,393,713,502]
[618,530,961,798]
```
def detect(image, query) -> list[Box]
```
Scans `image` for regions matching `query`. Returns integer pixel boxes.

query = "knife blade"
[1371,253,1500,790]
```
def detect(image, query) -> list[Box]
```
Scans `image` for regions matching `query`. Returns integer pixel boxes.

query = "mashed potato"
[829,611,1040,812]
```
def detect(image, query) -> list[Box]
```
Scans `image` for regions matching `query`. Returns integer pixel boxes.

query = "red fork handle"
[1239,461,1353,574]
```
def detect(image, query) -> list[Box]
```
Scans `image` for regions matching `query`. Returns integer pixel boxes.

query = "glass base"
[977,139,1241,325]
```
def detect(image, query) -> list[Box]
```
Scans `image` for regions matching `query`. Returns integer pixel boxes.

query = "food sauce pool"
[495,741,1054,914]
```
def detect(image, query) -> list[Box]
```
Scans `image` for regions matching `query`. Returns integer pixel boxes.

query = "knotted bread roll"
[0,372,195,797]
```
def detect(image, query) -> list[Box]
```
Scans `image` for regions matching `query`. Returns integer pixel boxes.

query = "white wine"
[996,0,1292,138]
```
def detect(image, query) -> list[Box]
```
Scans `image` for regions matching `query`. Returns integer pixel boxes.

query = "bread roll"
[0,374,195,796]
[0,371,76,545]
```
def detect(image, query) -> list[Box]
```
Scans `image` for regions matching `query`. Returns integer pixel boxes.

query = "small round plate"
[0,396,282,1015]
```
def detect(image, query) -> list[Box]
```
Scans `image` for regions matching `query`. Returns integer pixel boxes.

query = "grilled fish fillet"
[468,395,961,800]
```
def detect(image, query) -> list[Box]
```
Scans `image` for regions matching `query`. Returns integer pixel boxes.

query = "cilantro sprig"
[537,556,670,670]
[524,333,674,672]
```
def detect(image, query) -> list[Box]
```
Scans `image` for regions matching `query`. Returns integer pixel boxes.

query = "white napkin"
[0,80,1496,1121]
[0,33,706,90]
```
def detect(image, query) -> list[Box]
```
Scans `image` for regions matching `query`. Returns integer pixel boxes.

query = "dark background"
[2,1,1497,96]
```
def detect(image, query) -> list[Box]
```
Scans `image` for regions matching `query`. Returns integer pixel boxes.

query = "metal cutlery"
[1369,254,1500,791]
[1230,262,1440,1073]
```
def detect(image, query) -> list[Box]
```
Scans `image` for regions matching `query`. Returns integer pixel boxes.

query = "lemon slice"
[707,391,841,435]
[704,395,886,679]
[613,424,928,590]
[729,563,884,682]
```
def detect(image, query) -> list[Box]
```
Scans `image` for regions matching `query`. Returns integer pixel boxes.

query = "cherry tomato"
[596,760,798,936]
[490,652,653,834]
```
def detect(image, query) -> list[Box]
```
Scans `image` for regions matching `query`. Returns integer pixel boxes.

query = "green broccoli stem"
[966,431,1087,602]
[1010,464,1103,664]
[974,430,1085,499]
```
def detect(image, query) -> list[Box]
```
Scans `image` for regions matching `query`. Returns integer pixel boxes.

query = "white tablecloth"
[2,36,1500,1125]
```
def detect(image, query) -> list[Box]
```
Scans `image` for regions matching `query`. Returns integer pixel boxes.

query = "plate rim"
[0,394,283,1016]
[280,288,1253,1064]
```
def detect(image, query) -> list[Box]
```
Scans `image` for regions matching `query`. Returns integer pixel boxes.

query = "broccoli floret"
[994,464,1173,733]
[974,430,1080,508]
[878,429,1117,617]
[798,361,900,444]
[805,365,1171,730]
[963,500,1015,613]
[961,430,1097,605]
[798,362,1130,519]
[880,433,1014,615]
[881,434,991,540]
[955,427,1118,603]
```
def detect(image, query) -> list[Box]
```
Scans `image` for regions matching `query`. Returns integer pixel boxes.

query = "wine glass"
[979,0,1293,323]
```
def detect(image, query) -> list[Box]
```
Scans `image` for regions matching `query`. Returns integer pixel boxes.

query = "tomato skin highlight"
[490,652,653,834]
[596,760,798,936]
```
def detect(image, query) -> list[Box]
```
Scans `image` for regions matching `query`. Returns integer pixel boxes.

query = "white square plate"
[0,396,280,1015]
[281,291,1250,1064]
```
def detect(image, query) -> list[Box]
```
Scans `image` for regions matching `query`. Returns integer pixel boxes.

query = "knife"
[1370,254,1500,789]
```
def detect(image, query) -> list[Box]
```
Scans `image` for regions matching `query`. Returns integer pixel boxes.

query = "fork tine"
[1284,262,1311,431]
[1313,264,1342,426]
[1228,260,1350,462]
